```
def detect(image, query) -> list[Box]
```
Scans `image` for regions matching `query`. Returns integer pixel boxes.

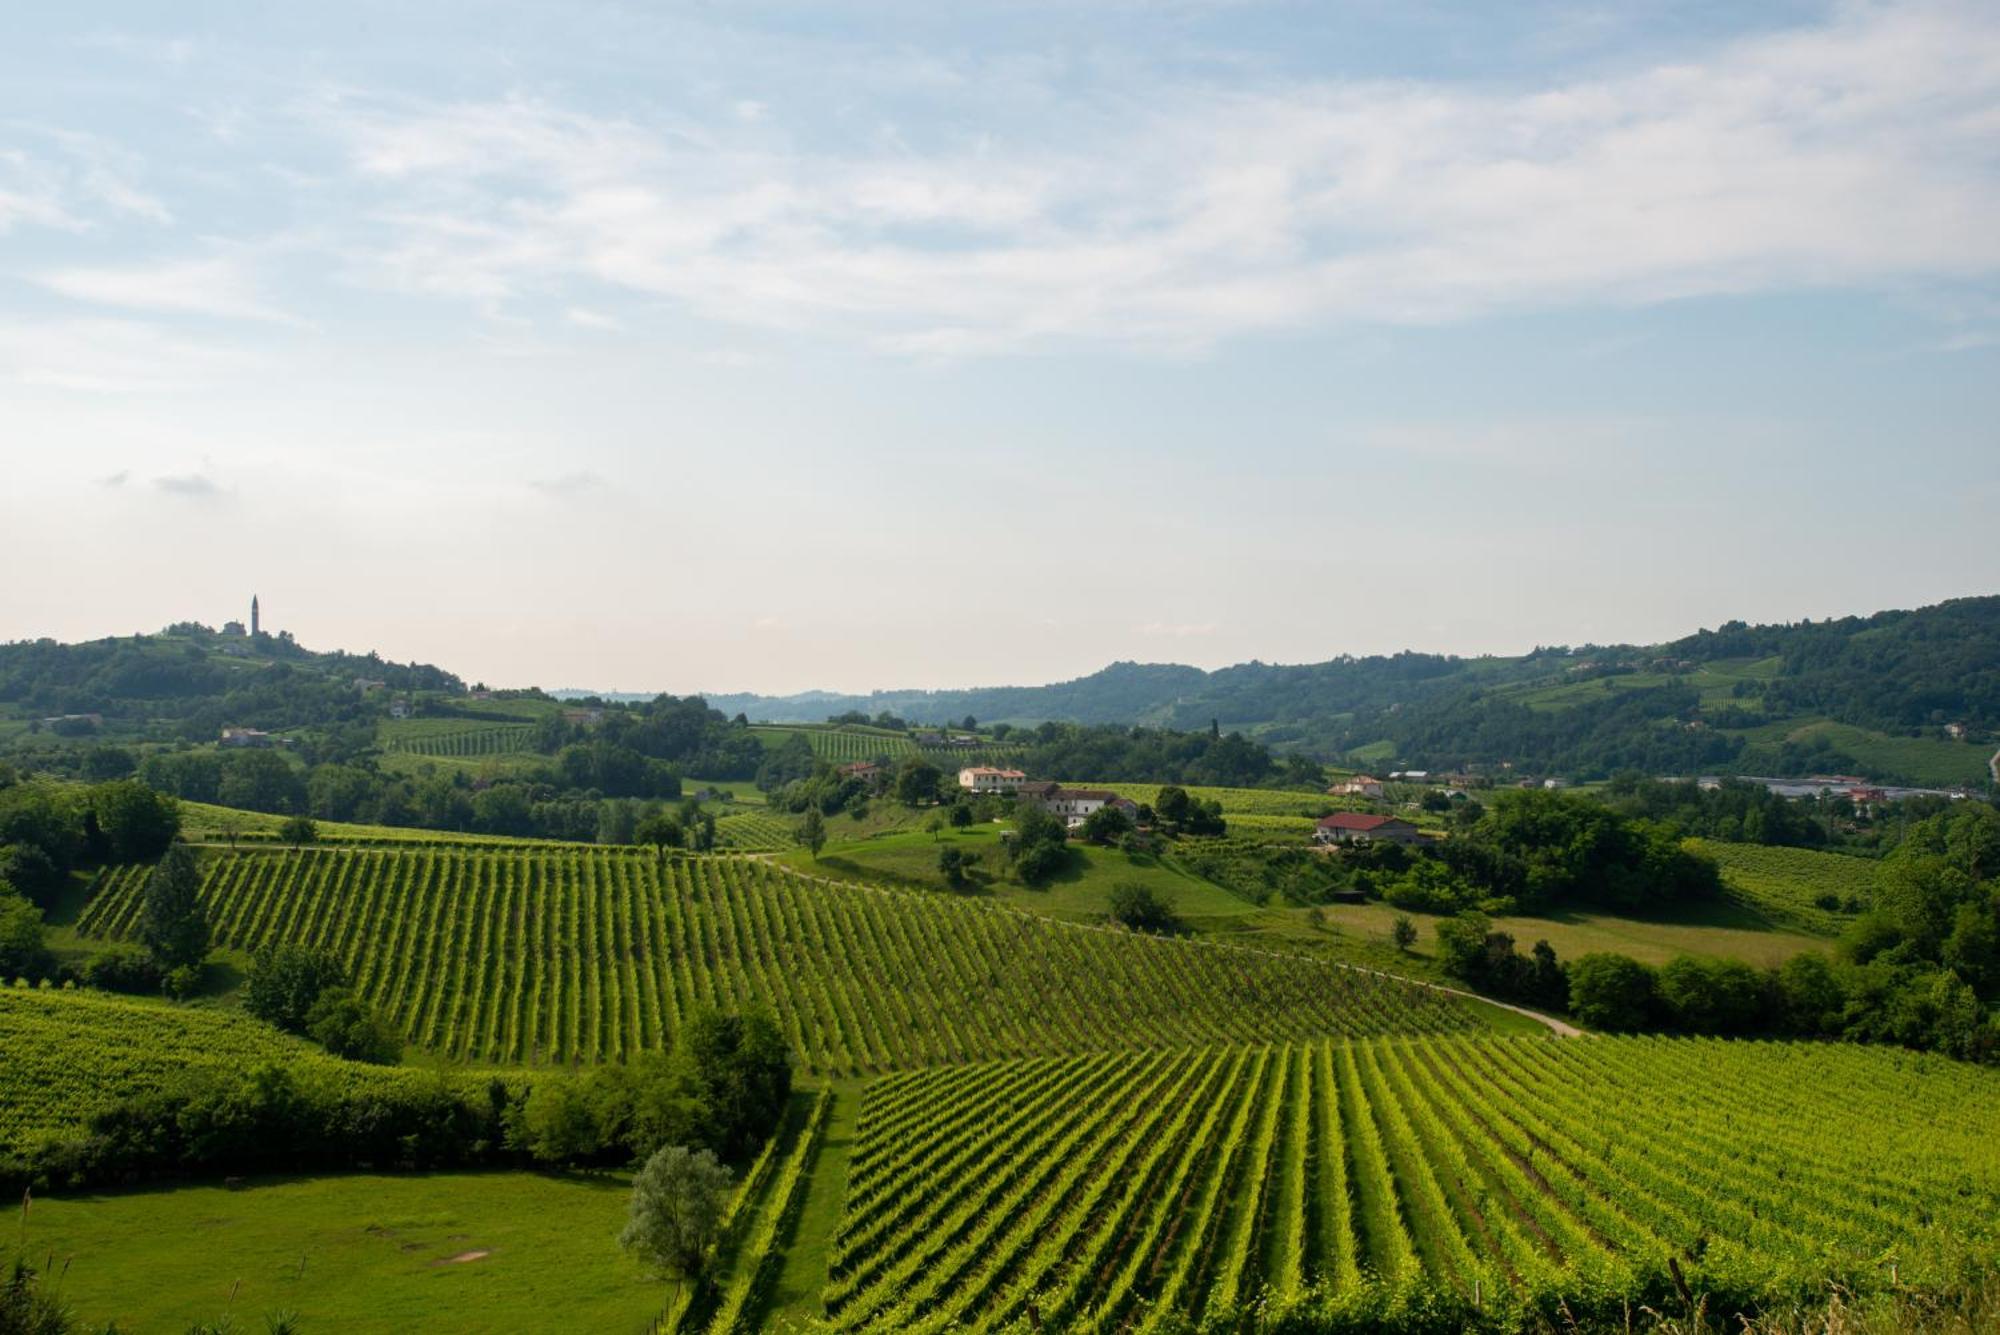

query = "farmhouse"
[563,707,606,726]
[388,698,412,720]
[1328,775,1384,799]
[839,761,884,782]
[1314,812,1425,847]
[1020,783,1140,826]
[220,726,274,748]
[959,766,1029,794]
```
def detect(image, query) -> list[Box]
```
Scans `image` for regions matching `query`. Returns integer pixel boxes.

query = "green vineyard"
[383,721,539,757]
[825,1036,2000,1332]
[754,724,1025,770]
[716,811,795,851]
[0,988,430,1151]
[1691,838,1881,935]
[75,849,1476,1073]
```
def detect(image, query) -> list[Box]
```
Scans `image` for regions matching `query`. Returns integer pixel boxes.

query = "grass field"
[15,1171,661,1334]
[815,1036,2000,1330]
[74,847,1479,1073]
[1693,838,1881,936]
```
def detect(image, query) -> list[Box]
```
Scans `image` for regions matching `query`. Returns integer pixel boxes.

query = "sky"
[2,1,1997,695]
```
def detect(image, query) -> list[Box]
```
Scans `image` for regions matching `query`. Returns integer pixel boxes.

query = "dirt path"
[1990,747,1999,786]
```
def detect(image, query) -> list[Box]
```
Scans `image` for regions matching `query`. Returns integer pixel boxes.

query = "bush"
[1566,953,1657,1031]
[244,943,349,1032]
[80,946,162,995]
[161,963,203,1000]
[1108,882,1183,936]
[306,989,402,1064]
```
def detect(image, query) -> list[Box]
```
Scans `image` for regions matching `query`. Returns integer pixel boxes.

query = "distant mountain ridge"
[693,597,2000,786]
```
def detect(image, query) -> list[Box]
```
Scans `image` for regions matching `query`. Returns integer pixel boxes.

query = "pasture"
[14,1171,661,1334]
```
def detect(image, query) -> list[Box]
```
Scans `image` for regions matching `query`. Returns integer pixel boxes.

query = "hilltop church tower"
[251,595,260,637]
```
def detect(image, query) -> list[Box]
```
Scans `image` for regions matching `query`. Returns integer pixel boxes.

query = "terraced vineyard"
[0,988,431,1151]
[384,721,539,757]
[825,1036,2000,1332]
[1691,838,1881,935]
[76,849,1475,1073]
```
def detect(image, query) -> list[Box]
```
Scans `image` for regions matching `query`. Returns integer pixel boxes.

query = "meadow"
[14,1171,662,1333]
[821,1036,2000,1332]
[73,847,1478,1074]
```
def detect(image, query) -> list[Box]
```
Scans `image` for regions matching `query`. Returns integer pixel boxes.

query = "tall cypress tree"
[140,844,210,970]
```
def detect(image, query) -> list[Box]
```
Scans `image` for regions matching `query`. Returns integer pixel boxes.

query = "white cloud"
[0,132,169,233]
[37,255,290,323]
[301,1,2000,354]
[0,317,246,393]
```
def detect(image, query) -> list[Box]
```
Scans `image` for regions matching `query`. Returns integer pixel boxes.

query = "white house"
[1021,784,1140,826]
[220,727,274,748]
[1313,812,1425,847]
[1329,775,1384,799]
[959,766,1029,794]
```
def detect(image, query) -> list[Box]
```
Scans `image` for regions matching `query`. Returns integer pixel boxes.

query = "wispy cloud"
[299,1,2000,354]
[0,317,244,393]
[527,470,605,497]
[37,255,290,323]
[153,471,222,497]
[0,131,168,234]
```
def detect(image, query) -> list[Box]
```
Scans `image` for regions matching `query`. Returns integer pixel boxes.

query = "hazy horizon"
[6,1,1999,693]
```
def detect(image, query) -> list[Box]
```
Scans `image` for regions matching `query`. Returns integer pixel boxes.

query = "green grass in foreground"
[15,1170,662,1334]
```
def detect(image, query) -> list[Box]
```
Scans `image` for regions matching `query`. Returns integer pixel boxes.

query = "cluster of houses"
[957,766,1141,827]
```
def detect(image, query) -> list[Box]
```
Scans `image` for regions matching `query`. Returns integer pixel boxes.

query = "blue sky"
[3,1,1996,693]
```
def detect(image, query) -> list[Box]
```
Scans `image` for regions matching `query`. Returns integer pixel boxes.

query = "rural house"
[1329,775,1384,799]
[959,766,1029,794]
[1313,812,1425,847]
[1021,784,1140,826]
[220,727,274,748]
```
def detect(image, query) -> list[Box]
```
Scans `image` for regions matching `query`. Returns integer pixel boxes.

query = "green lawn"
[15,1171,664,1334]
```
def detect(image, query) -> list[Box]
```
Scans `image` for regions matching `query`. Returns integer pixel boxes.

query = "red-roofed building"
[1314,811,1425,847]
[958,765,1029,794]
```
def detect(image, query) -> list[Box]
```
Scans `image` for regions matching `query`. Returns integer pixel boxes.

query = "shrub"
[80,946,162,995]
[1108,883,1183,936]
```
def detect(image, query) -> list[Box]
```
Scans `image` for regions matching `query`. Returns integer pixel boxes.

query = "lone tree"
[1391,913,1418,952]
[636,812,684,862]
[280,814,318,850]
[618,1145,733,1302]
[140,844,209,972]
[796,808,827,861]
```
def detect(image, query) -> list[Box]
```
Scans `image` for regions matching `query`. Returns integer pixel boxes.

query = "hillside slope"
[710,596,2000,783]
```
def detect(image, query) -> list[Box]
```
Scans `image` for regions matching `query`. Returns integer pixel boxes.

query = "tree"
[926,814,944,842]
[1081,805,1133,845]
[280,814,318,849]
[306,989,402,1063]
[947,802,974,828]
[140,844,209,972]
[619,1145,733,1296]
[938,846,981,888]
[1154,786,1192,827]
[89,780,180,862]
[1108,882,1182,935]
[637,812,684,861]
[1432,911,1492,980]
[1390,913,1417,952]
[894,759,943,806]
[0,892,52,981]
[796,808,827,861]
[1566,953,1657,1031]
[244,943,348,1032]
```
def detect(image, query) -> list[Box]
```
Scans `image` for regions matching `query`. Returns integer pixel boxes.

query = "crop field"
[382,719,539,757]
[1692,838,1881,935]
[173,800,575,849]
[717,810,795,851]
[823,1036,2000,1332]
[74,849,1476,1074]
[0,988,431,1151]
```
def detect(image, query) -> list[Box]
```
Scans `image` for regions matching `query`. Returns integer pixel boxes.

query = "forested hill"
[709,596,2000,785]
[0,625,461,740]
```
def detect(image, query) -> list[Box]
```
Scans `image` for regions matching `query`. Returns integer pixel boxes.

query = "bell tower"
[251,595,260,636]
